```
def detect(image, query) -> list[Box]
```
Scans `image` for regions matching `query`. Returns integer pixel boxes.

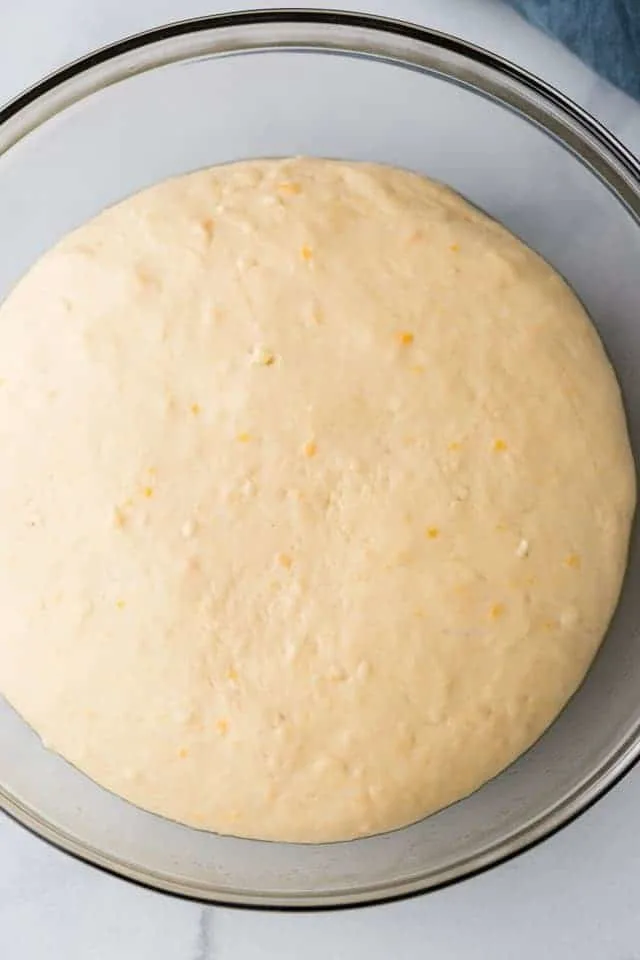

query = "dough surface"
[0,158,635,842]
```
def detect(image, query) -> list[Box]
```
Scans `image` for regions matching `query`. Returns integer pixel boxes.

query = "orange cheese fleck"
[303,441,317,458]
[278,182,302,195]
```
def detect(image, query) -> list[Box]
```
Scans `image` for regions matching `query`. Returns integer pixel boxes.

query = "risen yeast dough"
[0,159,635,842]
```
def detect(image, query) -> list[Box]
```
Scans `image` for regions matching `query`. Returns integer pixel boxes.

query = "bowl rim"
[1,7,640,910]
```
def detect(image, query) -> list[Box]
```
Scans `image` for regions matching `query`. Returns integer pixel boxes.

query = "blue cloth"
[504,0,640,100]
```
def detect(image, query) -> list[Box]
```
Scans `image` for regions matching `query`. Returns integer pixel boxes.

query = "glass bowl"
[1,9,639,910]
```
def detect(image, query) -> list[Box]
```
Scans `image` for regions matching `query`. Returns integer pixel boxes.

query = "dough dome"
[0,158,635,842]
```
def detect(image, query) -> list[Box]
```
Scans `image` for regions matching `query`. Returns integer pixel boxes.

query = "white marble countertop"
[2,1,640,957]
